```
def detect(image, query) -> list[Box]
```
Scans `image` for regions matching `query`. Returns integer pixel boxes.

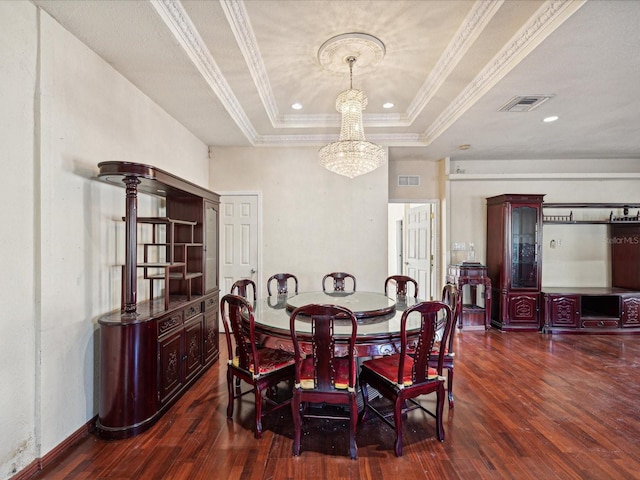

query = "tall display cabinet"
[486,194,545,331]
[95,162,220,439]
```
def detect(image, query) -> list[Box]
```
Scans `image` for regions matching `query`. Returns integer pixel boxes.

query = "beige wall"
[0,2,37,477]
[209,147,389,295]
[1,4,209,478]
[388,157,440,201]
[446,159,640,288]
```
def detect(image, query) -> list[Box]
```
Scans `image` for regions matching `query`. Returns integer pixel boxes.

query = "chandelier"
[318,55,386,179]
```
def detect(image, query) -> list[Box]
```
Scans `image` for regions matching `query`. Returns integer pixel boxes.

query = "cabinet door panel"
[508,294,538,324]
[204,201,219,292]
[204,310,219,364]
[184,315,204,382]
[548,295,579,327]
[510,206,540,289]
[159,330,183,404]
[622,297,640,327]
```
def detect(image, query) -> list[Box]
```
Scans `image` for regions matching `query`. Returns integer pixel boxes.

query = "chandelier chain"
[347,56,356,90]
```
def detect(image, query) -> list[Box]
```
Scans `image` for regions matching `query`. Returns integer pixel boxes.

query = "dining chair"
[429,283,460,408]
[322,272,356,292]
[358,300,452,456]
[289,303,359,459]
[230,278,257,301]
[384,275,419,298]
[267,273,299,296]
[220,294,295,438]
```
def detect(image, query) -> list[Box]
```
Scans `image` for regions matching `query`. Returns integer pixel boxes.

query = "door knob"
[250,268,256,274]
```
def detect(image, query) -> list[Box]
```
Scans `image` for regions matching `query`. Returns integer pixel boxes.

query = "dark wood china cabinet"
[486,194,544,331]
[95,162,219,439]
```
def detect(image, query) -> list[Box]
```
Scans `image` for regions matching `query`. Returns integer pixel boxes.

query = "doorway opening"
[388,202,439,300]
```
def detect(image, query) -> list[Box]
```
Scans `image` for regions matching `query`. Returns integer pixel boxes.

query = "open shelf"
[543,202,640,224]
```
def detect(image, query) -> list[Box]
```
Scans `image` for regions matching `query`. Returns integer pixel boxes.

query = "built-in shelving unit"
[539,202,640,334]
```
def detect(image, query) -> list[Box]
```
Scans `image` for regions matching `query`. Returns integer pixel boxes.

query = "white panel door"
[405,204,437,300]
[219,194,259,295]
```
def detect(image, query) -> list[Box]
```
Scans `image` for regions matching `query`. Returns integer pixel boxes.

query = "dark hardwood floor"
[32,331,640,479]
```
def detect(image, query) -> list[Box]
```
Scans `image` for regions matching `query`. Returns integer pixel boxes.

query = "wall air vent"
[498,95,555,112]
[398,175,420,186]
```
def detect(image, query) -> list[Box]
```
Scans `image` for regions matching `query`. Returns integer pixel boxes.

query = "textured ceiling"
[32,0,640,163]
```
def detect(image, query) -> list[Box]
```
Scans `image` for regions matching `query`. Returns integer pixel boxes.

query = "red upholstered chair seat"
[233,347,295,376]
[362,354,438,387]
[300,356,350,389]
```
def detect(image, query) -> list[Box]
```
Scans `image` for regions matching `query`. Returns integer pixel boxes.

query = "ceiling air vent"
[398,175,420,187]
[498,95,554,112]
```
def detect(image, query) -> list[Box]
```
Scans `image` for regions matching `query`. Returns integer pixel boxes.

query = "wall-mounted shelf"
[543,203,640,224]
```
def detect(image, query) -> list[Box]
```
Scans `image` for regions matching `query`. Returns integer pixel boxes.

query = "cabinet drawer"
[582,319,619,329]
[184,303,202,320]
[158,312,183,336]
[204,295,219,312]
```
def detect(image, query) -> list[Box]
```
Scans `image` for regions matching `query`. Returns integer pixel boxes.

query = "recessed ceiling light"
[382,102,394,109]
[291,103,303,110]
[543,115,559,123]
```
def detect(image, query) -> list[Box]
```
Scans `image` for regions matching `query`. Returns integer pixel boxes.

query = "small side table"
[446,262,491,331]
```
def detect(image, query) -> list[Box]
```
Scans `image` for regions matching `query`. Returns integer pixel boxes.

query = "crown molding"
[151,0,258,144]
[407,0,503,122]
[220,0,280,126]
[422,0,588,146]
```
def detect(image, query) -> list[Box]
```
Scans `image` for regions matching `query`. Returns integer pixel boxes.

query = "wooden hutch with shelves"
[95,161,220,438]
[541,203,640,334]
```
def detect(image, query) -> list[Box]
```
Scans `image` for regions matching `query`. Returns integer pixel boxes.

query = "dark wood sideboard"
[95,162,220,438]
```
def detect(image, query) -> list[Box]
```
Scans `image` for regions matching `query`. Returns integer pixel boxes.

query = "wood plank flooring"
[31,331,640,479]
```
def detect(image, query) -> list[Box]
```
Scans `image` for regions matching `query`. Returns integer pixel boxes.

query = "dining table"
[249,291,429,357]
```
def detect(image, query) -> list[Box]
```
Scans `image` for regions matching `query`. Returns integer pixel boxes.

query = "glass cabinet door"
[511,205,538,288]
[205,201,218,292]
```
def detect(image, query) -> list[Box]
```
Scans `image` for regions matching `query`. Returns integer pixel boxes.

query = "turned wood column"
[123,176,140,314]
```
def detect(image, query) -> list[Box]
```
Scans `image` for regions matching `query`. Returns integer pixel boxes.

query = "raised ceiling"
[32,0,640,163]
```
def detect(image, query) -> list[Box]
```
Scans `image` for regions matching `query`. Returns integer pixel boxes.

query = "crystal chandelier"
[318,56,385,179]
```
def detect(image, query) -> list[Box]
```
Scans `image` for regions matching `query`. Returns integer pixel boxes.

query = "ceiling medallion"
[318,33,386,179]
[318,32,386,75]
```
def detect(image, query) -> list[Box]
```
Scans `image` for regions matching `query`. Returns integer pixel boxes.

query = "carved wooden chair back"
[441,283,460,354]
[267,273,299,296]
[230,278,257,301]
[429,283,461,408]
[384,275,419,298]
[220,294,294,438]
[322,272,356,292]
[359,300,452,456]
[289,303,359,459]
